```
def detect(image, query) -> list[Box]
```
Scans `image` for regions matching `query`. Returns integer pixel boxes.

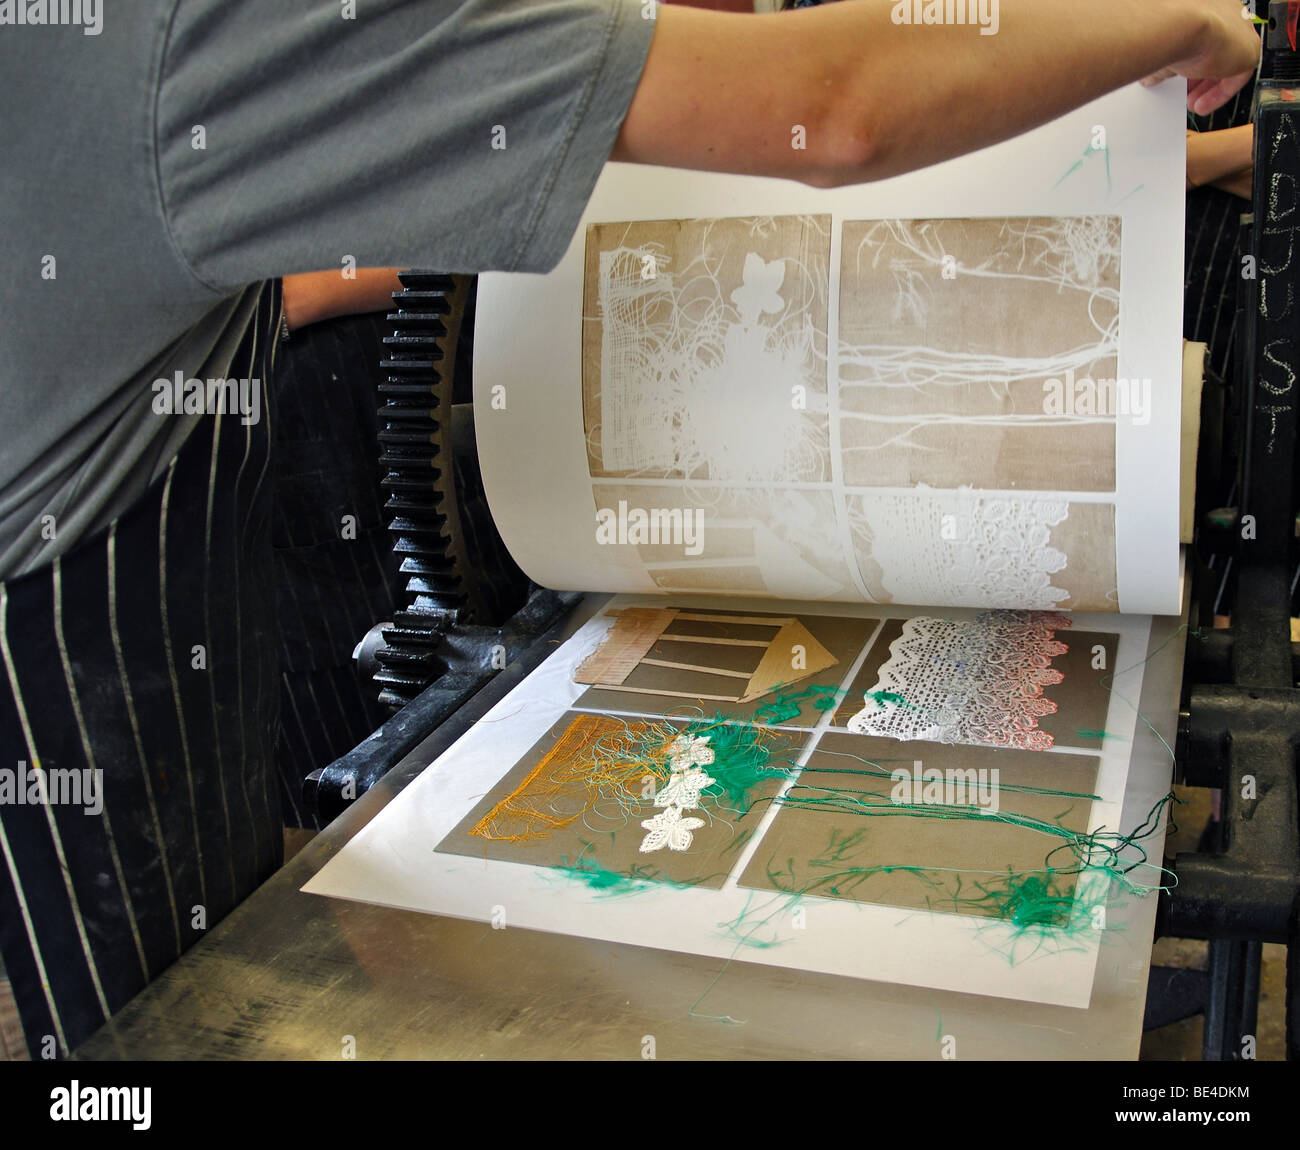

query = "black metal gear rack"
[372,270,529,709]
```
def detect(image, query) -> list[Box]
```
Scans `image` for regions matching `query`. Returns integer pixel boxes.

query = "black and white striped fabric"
[0,283,284,1058]
[270,311,401,829]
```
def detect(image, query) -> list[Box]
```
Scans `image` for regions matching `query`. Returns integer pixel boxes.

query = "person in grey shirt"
[0,0,1258,1058]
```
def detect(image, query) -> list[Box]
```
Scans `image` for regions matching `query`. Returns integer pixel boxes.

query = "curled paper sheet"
[474,82,1185,615]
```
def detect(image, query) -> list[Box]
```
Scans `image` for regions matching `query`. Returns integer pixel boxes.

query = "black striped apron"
[0,282,284,1057]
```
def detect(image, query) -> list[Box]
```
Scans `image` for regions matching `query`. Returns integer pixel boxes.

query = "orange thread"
[470,714,658,842]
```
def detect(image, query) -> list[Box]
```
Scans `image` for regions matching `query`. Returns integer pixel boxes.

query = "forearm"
[614,0,1256,187]
[282,267,404,332]
[1186,123,1253,188]
[1211,169,1252,197]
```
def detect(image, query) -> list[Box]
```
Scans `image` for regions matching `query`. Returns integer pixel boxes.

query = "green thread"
[555,856,650,896]
[753,684,845,724]
[562,614,1189,1016]
[864,689,914,710]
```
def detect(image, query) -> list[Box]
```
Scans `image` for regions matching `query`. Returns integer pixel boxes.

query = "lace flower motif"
[639,805,706,853]
[641,734,716,852]
[665,734,716,772]
[654,766,716,811]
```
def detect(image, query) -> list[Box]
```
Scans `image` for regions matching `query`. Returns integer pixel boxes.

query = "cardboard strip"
[740,620,839,702]
[655,635,769,648]
[585,684,741,703]
[574,607,678,685]
[639,658,751,678]
[672,613,795,626]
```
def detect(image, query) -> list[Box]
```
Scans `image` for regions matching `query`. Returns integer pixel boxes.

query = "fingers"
[1142,68,1254,116]
[1187,69,1255,114]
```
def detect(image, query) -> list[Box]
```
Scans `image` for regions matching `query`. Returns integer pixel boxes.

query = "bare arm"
[1210,167,1253,197]
[613,0,1260,187]
[1187,123,1254,196]
[281,268,404,333]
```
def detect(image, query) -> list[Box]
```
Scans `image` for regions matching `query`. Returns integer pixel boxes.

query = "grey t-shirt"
[0,0,656,581]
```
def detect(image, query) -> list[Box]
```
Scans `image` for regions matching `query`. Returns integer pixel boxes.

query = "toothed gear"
[374,270,528,709]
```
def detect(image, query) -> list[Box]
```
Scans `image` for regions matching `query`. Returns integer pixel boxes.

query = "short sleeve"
[156,0,657,287]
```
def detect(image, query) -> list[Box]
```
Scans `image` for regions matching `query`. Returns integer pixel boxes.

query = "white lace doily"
[846,610,1071,750]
